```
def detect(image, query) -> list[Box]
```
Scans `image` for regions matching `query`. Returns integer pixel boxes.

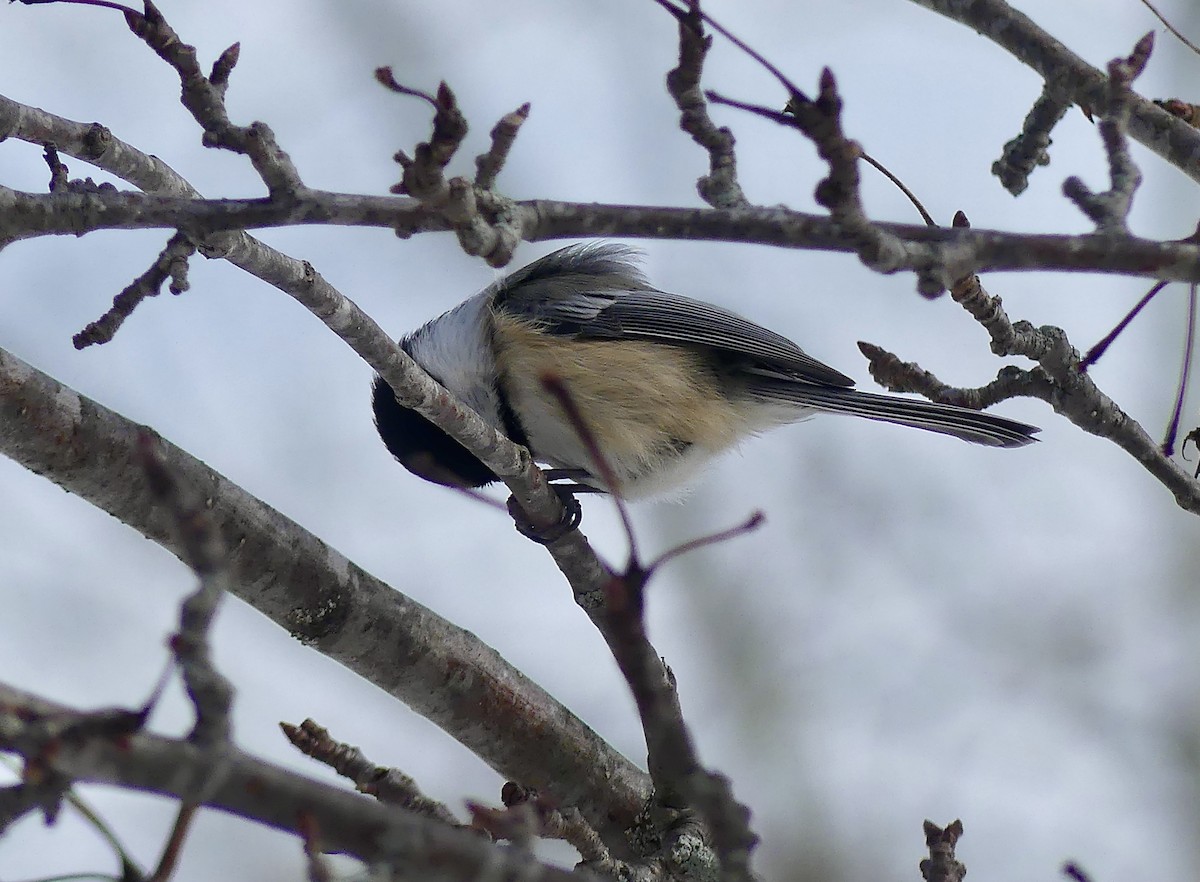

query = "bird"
[372,243,1037,500]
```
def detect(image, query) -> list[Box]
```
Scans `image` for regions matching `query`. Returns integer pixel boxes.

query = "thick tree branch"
[4,93,1200,288]
[0,91,601,647]
[5,181,1200,283]
[0,683,595,880]
[0,345,652,848]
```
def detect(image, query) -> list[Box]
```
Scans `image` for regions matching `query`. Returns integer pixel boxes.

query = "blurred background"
[2,1,1199,879]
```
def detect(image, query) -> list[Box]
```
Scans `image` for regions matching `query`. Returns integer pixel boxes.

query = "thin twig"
[647,511,764,575]
[651,0,807,100]
[1078,280,1169,371]
[475,103,531,191]
[1163,282,1197,455]
[657,0,748,208]
[992,84,1072,196]
[1062,34,1152,232]
[148,803,197,882]
[499,783,614,868]
[540,374,639,560]
[138,432,234,748]
[0,758,144,878]
[535,378,758,880]
[74,231,196,348]
[281,719,459,826]
[14,0,135,11]
[125,0,305,195]
[859,151,935,225]
[1138,0,1200,56]
[0,684,593,879]
[372,69,438,105]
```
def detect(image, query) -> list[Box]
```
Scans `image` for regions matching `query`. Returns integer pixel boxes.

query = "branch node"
[920,819,966,882]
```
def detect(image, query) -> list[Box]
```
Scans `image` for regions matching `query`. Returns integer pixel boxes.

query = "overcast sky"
[2,1,1199,880]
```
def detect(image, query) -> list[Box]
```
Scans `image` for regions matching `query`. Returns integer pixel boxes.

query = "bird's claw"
[507,486,583,545]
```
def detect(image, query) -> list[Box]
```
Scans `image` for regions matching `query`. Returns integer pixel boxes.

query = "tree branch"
[908,0,1200,184]
[0,683,595,880]
[0,345,652,849]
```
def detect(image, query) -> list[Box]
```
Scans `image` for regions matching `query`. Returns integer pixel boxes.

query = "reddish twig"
[1078,280,1168,371]
[1163,283,1197,455]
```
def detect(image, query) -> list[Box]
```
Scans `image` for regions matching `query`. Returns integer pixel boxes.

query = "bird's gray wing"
[494,246,855,388]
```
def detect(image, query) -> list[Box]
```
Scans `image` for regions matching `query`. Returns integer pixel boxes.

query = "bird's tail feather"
[750,382,1039,448]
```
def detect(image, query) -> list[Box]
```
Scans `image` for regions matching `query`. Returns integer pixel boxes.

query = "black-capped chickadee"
[373,244,1038,499]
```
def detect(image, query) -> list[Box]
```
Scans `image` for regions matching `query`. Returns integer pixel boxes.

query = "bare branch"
[0,345,652,849]
[0,87,589,608]
[14,0,135,12]
[0,778,70,835]
[74,231,196,349]
[909,0,1200,184]
[1138,0,1200,56]
[7,105,1200,287]
[992,84,1072,195]
[149,803,198,882]
[646,510,764,575]
[714,71,926,288]
[1078,280,1169,371]
[657,0,748,208]
[381,77,467,204]
[281,719,460,826]
[532,378,759,878]
[858,341,1050,411]
[1163,284,1197,455]
[138,432,234,748]
[125,0,304,195]
[858,151,936,226]
[379,75,522,265]
[299,813,335,882]
[863,214,1200,514]
[920,820,966,882]
[1156,98,1200,127]
[475,102,531,191]
[0,683,598,880]
[599,564,758,882]
[1062,35,1151,233]
[499,783,615,868]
